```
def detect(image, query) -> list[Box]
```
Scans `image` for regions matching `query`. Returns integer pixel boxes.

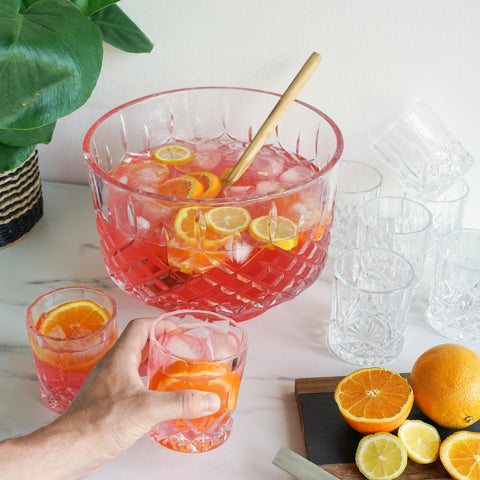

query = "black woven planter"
[0,150,43,248]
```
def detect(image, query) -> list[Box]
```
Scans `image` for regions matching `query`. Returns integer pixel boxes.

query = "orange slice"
[153,145,193,164]
[173,206,227,250]
[249,215,298,250]
[189,171,222,199]
[37,300,111,339]
[158,176,204,198]
[205,206,251,235]
[149,360,240,411]
[334,367,414,434]
[439,431,480,480]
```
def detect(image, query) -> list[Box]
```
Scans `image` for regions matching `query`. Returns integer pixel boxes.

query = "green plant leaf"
[0,122,56,147]
[0,143,36,173]
[70,0,119,17]
[91,4,153,53]
[0,0,103,130]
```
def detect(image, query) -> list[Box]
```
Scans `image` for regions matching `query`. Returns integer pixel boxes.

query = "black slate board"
[295,376,480,479]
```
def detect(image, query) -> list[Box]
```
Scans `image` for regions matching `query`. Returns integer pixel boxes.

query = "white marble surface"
[0,181,471,479]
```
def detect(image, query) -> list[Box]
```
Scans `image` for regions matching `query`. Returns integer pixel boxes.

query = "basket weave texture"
[0,150,43,248]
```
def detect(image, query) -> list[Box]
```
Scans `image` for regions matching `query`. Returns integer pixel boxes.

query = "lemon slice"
[153,145,193,164]
[356,432,408,480]
[205,207,251,235]
[249,215,298,250]
[398,420,440,464]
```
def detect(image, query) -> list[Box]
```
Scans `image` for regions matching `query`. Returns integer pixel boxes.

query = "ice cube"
[279,165,313,187]
[165,332,205,360]
[225,237,254,264]
[221,185,254,198]
[252,151,284,179]
[136,216,151,235]
[185,326,211,339]
[255,180,282,194]
[206,332,240,360]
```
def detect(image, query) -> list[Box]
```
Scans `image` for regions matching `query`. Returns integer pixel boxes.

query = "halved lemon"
[153,145,193,164]
[37,300,110,339]
[205,207,251,235]
[249,215,298,250]
[158,176,204,198]
[398,420,440,464]
[356,432,408,480]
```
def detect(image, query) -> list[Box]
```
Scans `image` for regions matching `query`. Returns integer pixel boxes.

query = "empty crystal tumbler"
[328,248,415,365]
[426,229,480,341]
[372,101,474,198]
[357,196,432,289]
[329,160,383,258]
[147,310,248,452]
[402,179,470,265]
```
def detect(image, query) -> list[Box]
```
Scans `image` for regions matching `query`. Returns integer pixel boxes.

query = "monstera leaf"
[0,0,103,131]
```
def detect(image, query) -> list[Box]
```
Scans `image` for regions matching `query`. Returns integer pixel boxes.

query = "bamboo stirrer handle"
[222,52,322,190]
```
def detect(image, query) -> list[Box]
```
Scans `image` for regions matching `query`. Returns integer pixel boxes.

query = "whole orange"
[410,344,480,429]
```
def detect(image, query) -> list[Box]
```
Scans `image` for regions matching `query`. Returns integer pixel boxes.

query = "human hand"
[0,317,221,480]
[59,317,221,475]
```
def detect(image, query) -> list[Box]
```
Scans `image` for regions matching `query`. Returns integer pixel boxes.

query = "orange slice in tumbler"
[149,360,240,411]
[158,176,204,198]
[37,300,110,339]
[153,145,193,164]
[189,171,222,199]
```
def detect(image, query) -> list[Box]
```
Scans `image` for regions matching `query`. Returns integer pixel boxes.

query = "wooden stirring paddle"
[221,52,322,191]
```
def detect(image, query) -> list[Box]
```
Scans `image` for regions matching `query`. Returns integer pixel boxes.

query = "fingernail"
[204,393,221,414]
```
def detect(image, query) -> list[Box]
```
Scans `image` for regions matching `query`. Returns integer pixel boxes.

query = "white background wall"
[38,0,480,228]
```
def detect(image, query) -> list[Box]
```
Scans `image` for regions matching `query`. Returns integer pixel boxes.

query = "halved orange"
[158,176,204,198]
[189,171,222,199]
[37,300,111,339]
[440,431,480,480]
[334,367,414,434]
[153,145,193,164]
[249,215,298,250]
[173,206,227,250]
[205,206,251,235]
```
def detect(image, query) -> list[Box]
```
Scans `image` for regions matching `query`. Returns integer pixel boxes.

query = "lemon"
[153,145,193,164]
[397,420,440,464]
[355,432,408,480]
[249,215,298,250]
[205,207,251,235]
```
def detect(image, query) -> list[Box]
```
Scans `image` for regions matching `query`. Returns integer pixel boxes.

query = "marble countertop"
[0,181,462,479]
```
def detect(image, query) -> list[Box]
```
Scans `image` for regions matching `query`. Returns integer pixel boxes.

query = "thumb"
[147,390,221,423]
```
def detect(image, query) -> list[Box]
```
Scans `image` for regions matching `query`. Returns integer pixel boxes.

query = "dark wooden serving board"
[295,375,480,480]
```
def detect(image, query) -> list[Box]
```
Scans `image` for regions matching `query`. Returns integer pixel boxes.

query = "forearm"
[0,417,103,480]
